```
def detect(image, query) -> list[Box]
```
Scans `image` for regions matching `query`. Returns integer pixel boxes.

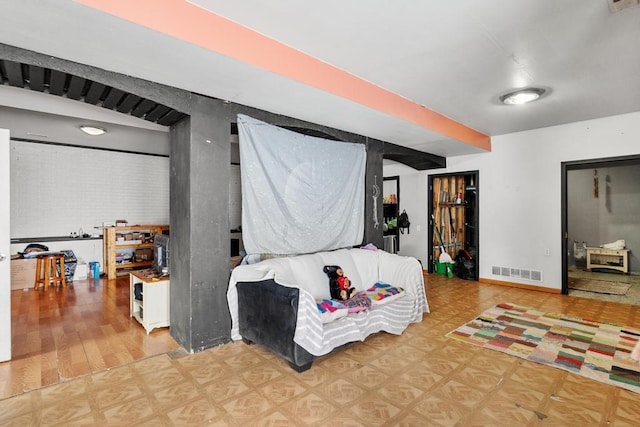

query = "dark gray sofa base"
[236,279,315,372]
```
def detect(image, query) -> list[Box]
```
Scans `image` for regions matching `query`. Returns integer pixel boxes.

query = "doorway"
[1,128,10,362]
[428,171,479,279]
[562,155,640,302]
[383,176,400,253]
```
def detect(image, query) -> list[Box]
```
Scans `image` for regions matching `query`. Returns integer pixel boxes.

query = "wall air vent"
[492,266,541,282]
[531,270,543,282]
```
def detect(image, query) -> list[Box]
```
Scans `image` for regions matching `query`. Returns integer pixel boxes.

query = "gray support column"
[364,138,384,249]
[170,95,231,352]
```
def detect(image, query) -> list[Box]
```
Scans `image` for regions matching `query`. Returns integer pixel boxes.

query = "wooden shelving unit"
[429,172,479,280]
[432,176,467,261]
[103,224,168,280]
[383,176,400,253]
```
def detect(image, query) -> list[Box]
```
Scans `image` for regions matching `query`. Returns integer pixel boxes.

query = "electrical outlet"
[544,248,550,256]
[416,225,421,232]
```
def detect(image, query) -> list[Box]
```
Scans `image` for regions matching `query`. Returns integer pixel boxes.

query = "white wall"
[382,169,429,266]
[385,111,640,290]
[10,141,169,267]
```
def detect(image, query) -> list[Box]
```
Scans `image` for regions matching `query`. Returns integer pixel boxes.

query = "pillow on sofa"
[290,253,333,300]
[318,249,363,290]
[365,282,405,305]
[348,248,380,287]
[316,299,349,323]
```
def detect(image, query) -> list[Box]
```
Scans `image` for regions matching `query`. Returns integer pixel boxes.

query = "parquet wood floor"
[1,275,179,400]
[1,272,639,425]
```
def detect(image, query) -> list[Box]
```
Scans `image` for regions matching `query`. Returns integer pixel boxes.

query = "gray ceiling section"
[0,45,444,169]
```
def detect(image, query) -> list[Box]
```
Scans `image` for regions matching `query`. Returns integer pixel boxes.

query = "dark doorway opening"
[561,154,640,295]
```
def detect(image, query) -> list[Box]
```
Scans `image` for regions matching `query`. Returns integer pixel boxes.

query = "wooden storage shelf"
[103,225,168,280]
[383,203,399,237]
[430,172,478,280]
[383,176,400,253]
[431,175,474,262]
[437,202,467,208]
[114,243,155,249]
[117,261,154,269]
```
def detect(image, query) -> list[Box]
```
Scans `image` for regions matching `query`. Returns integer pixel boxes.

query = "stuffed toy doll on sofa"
[323,265,356,301]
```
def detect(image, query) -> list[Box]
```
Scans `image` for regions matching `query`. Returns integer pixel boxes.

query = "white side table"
[129,269,170,334]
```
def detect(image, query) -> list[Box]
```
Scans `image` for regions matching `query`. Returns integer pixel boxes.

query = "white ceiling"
[0,0,639,157]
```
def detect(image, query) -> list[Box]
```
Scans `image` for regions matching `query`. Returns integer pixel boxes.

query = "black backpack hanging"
[398,210,410,234]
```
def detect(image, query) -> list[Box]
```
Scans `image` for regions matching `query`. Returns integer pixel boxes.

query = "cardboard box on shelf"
[11,258,37,290]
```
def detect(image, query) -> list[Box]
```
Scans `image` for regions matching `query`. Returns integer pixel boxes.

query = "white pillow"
[348,248,380,287]
[289,253,331,299]
[318,248,363,290]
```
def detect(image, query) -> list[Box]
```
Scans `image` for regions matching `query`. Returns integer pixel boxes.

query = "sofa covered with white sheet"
[227,248,429,371]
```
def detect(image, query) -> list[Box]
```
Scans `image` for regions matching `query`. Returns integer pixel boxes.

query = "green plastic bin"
[434,260,455,275]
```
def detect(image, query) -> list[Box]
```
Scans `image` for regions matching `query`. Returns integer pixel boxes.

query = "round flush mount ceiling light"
[500,87,546,105]
[79,125,107,136]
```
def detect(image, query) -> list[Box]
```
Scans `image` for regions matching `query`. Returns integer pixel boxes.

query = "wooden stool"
[34,255,66,290]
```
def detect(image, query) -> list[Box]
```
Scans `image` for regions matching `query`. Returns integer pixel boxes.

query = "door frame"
[561,154,640,295]
[382,176,400,252]
[1,128,10,362]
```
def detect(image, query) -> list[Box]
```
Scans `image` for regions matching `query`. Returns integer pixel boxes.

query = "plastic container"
[434,261,455,275]
[89,261,100,279]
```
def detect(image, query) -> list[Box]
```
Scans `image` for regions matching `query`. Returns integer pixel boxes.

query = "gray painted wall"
[568,165,640,273]
[170,98,232,352]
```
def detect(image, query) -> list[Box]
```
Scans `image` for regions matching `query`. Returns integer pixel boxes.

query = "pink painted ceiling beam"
[75,0,491,150]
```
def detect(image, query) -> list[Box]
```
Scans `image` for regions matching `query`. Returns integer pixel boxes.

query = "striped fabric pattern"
[293,252,428,356]
[295,290,423,356]
[447,302,640,394]
[227,249,429,356]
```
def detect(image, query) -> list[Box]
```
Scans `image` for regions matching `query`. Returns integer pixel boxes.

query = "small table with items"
[586,247,629,274]
[129,269,170,334]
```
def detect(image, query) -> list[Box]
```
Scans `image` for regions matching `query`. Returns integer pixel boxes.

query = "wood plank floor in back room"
[1,274,179,400]
[1,272,640,425]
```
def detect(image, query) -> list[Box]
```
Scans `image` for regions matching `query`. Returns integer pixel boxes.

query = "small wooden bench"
[586,247,629,274]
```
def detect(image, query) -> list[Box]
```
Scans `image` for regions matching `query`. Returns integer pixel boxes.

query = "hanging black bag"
[398,210,410,234]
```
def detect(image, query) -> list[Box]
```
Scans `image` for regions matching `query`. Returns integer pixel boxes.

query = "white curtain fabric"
[238,114,365,255]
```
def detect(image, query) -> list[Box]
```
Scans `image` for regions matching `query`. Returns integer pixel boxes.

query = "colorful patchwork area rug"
[447,302,640,394]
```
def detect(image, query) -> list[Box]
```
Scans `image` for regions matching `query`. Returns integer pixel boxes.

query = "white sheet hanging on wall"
[238,114,365,255]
